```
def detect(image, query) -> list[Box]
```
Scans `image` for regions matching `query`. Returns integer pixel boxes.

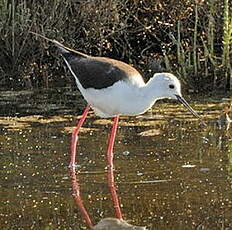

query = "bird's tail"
[30,31,87,58]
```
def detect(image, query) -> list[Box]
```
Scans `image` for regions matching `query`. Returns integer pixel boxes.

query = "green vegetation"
[0,0,231,91]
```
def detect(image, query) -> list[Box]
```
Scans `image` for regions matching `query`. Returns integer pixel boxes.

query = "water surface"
[0,91,232,229]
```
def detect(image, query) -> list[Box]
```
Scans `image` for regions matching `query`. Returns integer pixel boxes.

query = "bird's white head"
[150,72,182,100]
[148,72,202,120]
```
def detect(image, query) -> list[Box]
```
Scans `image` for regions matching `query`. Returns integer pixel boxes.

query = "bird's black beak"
[175,94,202,120]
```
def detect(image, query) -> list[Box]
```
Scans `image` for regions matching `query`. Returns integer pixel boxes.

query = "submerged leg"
[69,105,90,168]
[106,115,123,219]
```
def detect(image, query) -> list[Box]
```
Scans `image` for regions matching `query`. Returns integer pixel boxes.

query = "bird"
[31,32,203,169]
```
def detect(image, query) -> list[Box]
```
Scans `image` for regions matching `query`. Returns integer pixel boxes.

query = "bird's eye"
[169,84,175,89]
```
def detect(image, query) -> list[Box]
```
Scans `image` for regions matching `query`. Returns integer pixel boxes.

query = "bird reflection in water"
[69,167,146,229]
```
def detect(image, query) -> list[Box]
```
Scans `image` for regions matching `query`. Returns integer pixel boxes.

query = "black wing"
[61,50,143,89]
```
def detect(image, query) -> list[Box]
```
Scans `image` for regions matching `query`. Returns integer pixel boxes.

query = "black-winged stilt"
[31,33,202,169]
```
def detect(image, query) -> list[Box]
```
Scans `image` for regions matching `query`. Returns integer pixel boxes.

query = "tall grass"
[193,0,198,77]
[0,0,231,91]
[222,0,232,89]
[163,0,231,91]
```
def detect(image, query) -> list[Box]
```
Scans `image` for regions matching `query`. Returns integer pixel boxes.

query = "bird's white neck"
[141,77,167,101]
[124,78,166,116]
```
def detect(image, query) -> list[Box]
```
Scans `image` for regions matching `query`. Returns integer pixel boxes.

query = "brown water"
[0,91,232,230]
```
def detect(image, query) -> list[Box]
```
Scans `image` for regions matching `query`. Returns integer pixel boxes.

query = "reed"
[222,0,232,67]
[208,0,215,58]
[163,52,172,73]
[193,0,198,77]
[168,22,187,80]
[207,0,216,87]
[177,20,187,80]
[222,0,232,88]
[11,0,15,61]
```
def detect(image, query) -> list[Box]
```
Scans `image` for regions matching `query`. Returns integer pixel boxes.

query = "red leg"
[69,105,90,168]
[107,116,119,165]
[69,105,94,229]
[69,168,94,229]
[106,115,123,219]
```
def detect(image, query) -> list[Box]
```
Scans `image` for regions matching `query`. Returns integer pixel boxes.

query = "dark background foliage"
[0,0,231,92]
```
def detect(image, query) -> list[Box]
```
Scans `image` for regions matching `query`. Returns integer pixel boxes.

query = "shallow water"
[0,91,232,230]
